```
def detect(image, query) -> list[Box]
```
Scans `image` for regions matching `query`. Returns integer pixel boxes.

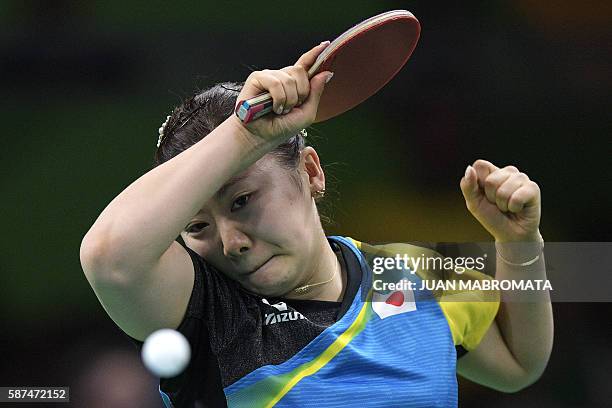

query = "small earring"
[313,188,326,199]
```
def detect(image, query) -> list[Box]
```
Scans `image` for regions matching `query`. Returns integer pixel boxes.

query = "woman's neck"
[286,235,346,302]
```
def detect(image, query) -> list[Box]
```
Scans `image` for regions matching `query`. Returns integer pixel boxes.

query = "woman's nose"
[218,223,251,258]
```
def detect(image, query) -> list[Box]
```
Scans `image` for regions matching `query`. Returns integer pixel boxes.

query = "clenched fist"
[460,159,542,243]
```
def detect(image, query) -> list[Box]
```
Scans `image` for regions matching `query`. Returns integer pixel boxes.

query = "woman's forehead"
[237,156,290,182]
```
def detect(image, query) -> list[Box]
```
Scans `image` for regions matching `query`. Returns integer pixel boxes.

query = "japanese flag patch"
[372,278,417,319]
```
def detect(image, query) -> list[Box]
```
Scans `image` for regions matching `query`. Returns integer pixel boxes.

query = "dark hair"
[154,82,333,223]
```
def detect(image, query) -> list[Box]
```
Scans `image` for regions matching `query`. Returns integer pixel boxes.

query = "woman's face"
[181,148,325,297]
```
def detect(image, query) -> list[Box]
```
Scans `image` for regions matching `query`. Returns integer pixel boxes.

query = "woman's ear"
[301,147,325,194]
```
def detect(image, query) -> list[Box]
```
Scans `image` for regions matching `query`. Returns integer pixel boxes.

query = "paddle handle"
[235,93,274,124]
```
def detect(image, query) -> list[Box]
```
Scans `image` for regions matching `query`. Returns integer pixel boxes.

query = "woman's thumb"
[460,165,482,211]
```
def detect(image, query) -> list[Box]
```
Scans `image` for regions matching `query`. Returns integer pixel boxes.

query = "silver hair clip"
[157,115,171,148]
[299,129,308,138]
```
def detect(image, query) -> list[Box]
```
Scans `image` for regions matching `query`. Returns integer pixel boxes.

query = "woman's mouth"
[245,256,275,275]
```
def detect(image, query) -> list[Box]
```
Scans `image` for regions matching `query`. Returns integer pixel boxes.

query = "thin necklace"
[292,257,340,295]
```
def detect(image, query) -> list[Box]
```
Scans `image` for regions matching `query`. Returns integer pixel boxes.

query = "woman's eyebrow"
[187,169,260,227]
[214,172,251,199]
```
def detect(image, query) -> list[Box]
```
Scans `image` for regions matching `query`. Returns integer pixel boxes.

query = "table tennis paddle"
[235,9,420,124]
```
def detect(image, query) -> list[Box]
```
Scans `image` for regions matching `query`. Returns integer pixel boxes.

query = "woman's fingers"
[276,70,300,114]
[280,65,310,107]
[248,66,308,115]
[233,41,334,143]
[495,172,529,212]
[483,165,519,205]
[241,42,330,116]
[249,70,288,115]
[508,181,540,213]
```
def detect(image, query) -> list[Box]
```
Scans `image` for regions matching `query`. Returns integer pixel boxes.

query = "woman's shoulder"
[340,237,439,258]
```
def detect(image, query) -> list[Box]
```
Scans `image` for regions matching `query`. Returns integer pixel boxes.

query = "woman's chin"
[243,257,294,296]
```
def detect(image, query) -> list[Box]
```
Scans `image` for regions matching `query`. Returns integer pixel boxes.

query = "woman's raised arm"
[79,42,333,340]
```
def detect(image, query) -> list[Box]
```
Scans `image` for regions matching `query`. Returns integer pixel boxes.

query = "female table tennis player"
[80,42,553,407]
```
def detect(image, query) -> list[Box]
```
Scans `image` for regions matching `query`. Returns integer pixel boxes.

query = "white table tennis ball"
[142,329,191,378]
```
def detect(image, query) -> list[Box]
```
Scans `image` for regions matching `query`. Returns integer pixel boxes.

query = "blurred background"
[1,0,610,407]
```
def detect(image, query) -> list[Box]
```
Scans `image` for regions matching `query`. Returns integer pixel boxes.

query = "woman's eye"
[186,222,209,234]
[231,194,251,212]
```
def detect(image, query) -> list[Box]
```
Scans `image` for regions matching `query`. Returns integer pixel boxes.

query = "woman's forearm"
[494,238,554,382]
[81,116,270,274]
